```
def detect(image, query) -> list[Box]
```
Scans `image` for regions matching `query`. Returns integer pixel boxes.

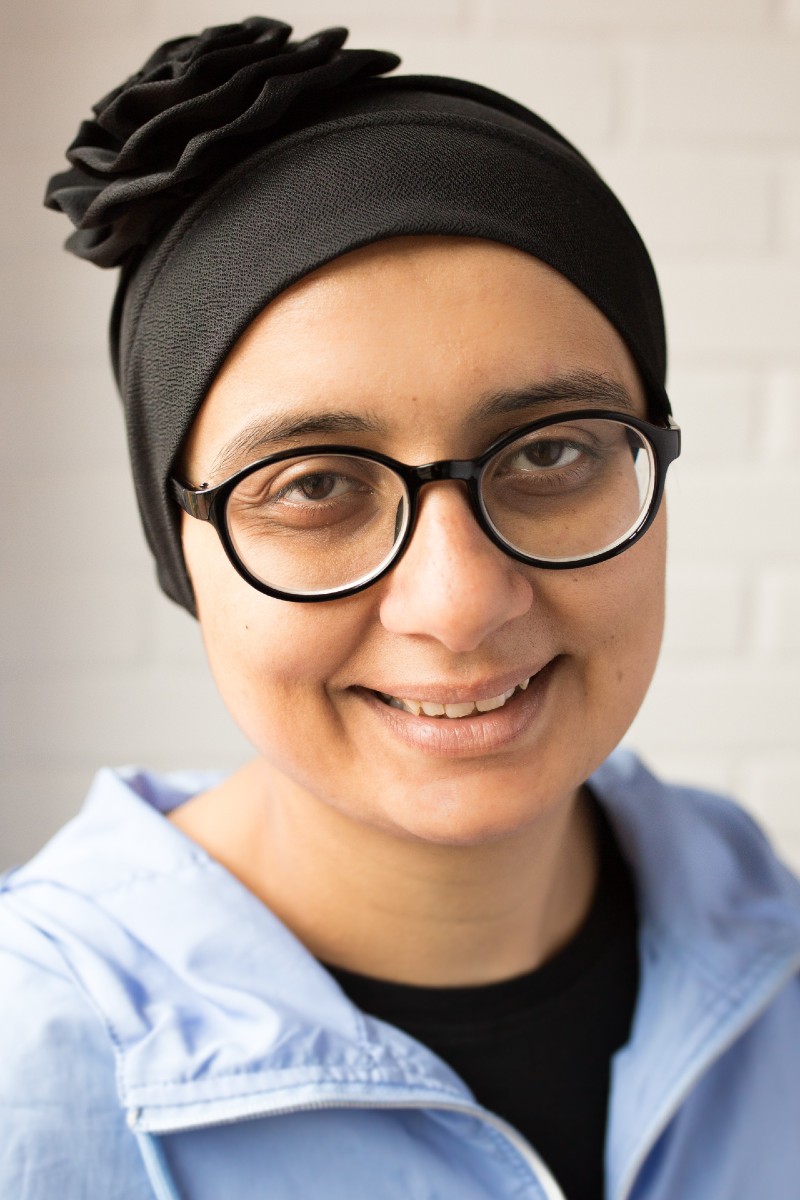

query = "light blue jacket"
[2,751,800,1200]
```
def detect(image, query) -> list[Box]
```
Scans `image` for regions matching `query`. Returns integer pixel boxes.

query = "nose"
[378,482,534,652]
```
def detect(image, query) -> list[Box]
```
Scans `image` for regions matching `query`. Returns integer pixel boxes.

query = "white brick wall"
[754,571,800,656]
[1,0,799,870]
[637,42,800,143]
[762,369,800,461]
[593,151,773,253]
[780,161,800,251]
[487,0,773,31]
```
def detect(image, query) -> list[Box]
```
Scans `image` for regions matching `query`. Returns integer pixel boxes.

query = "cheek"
[183,515,368,723]
[531,522,665,791]
[562,509,667,701]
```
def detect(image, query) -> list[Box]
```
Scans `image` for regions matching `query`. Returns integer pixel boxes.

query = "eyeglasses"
[172,409,681,602]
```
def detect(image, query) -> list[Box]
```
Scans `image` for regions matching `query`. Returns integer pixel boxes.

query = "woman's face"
[181,237,666,847]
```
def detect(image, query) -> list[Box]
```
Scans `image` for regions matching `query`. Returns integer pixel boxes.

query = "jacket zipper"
[614,951,800,1200]
[129,1096,567,1200]
[129,949,800,1200]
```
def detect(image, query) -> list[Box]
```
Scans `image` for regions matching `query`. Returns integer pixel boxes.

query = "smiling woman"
[2,15,800,1200]
[174,240,669,860]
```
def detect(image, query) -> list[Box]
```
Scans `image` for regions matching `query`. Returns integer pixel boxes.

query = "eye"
[227,454,395,536]
[511,439,582,471]
[496,434,593,480]
[485,424,609,503]
[276,470,363,504]
[233,456,377,509]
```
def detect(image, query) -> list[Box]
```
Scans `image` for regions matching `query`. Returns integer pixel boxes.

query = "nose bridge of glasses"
[413,459,477,486]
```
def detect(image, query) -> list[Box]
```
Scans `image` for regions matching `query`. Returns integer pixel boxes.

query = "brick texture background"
[1,0,798,870]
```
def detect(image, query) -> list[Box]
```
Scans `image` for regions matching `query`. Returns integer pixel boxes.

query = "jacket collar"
[591,753,800,1198]
[11,755,800,1154]
[12,767,471,1129]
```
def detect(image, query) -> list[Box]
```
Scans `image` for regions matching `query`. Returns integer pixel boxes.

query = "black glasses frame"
[172,409,681,603]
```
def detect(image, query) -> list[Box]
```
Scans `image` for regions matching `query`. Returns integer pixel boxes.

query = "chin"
[362,766,584,848]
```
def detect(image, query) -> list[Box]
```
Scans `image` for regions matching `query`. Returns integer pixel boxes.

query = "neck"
[169,759,600,988]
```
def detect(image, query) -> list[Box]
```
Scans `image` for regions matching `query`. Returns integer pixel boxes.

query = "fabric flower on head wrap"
[44,17,400,268]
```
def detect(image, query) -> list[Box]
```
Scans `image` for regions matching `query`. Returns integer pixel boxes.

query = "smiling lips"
[377,676,532,719]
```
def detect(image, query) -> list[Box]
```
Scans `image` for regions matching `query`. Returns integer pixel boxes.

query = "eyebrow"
[206,411,387,479]
[204,370,637,480]
[475,371,637,420]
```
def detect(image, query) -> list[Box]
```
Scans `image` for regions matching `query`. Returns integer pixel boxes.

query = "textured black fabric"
[325,795,640,1200]
[44,20,400,267]
[47,21,670,614]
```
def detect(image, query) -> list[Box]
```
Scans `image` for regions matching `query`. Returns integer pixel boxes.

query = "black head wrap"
[45,17,669,615]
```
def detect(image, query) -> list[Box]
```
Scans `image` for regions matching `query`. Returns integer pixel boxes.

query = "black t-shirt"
[324,797,639,1200]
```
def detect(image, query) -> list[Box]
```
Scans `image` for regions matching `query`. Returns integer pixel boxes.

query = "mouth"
[358,661,558,757]
[374,676,532,720]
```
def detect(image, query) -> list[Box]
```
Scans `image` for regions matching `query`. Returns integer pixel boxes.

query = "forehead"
[183,236,647,476]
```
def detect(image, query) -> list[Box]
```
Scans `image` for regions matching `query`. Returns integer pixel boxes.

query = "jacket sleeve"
[0,898,154,1200]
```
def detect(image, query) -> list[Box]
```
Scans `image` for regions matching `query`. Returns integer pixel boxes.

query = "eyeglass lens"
[481,419,653,563]
[224,418,655,596]
[226,454,411,595]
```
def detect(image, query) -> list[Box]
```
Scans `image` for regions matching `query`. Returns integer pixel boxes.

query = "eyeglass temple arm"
[658,416,681,464]
[171,478,214,521]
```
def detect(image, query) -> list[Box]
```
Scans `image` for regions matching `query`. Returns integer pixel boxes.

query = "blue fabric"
[2,751,799,1199]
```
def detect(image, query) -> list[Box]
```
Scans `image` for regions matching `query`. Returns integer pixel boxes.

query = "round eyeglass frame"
[172,408,681,603]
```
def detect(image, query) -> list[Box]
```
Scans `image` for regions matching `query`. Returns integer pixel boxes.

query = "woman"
[2,17,799,1200]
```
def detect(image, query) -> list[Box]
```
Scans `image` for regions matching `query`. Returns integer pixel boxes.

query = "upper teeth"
[380,677,530,719]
